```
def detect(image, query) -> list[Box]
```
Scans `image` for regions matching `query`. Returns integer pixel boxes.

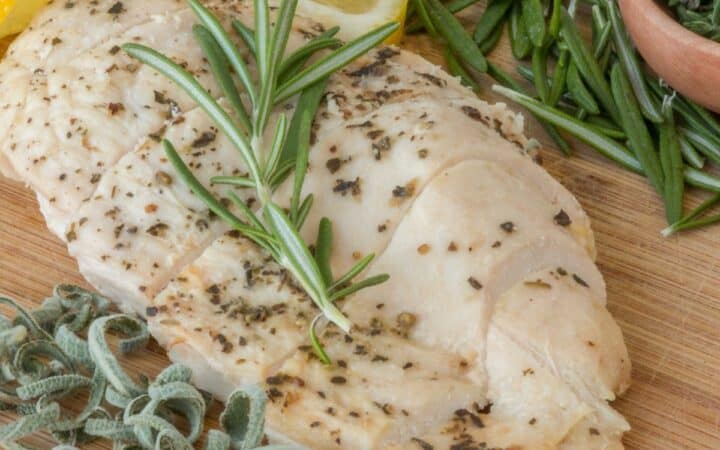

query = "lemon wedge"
[297,0,407,44]
[0,0,48,39]
[0,35,12,56]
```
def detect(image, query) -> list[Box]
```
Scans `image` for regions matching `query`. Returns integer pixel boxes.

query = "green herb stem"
[126,0,394,361]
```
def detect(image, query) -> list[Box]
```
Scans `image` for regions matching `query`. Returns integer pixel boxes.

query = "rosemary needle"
[663,193,720,236]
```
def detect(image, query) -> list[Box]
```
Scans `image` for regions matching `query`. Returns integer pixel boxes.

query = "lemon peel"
[0,0,48,39]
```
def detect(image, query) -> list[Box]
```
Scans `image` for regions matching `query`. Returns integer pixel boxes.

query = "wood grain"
[1,4,719,449]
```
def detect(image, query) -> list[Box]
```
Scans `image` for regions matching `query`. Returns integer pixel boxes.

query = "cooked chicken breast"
[0,0,631,448]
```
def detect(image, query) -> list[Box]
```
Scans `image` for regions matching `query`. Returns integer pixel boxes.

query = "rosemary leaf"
[295,194,314,231]
[315,218,335,286]
[211,176,256,188]
[255,0,298,134]
[187,0,257,104]
[278,37,342,84]
[263,114,289,182]
[330,254,377,292]
[193,24,252,133]
[329,274,391,303]
[232,20,256,55]
[228,192,268,235]
[290,109,312,222]
[254,0,271,84]
[663,193,720,236]
[685,167,720,192]
[309,316,331,366]
[164,141,275,247]
[276,78,328,190]
[275,22,399,102]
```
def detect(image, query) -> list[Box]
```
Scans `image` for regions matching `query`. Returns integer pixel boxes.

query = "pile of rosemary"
[666,0,720,42]
[405,0,720,235]
[124,0,397,363]
[0,286,293,450]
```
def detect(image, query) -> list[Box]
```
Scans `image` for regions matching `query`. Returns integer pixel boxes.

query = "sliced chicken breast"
[146,159,628,448]
[0,1,631,448]
[148,237,629,449]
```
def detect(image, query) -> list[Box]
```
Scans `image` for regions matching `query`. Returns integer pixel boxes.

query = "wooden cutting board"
[1,4,719,449]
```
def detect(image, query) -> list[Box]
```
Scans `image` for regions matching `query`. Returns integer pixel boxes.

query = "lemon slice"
[0,0,48,39]
[297,0,407,45]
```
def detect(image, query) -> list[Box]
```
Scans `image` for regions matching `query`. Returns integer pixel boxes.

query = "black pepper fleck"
[411,438,434,450]
[107,1,125,15]
[467,277,483,290]
[554,209,572,226]
[333,178,361,196]
[573,274,589,287]
[326,158,342,173]
[192,131,216,148]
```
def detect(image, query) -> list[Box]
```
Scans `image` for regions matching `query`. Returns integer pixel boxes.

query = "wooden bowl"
[619,0,720,112]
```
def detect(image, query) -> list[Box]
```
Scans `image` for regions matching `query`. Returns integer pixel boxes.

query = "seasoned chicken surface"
[0,0,631,449]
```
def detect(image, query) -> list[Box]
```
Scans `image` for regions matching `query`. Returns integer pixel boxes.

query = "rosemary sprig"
[0,286,293,450]
[666,0,720,42]
[662,192,720,236]
[123,0,397,363]
[406,1,720,234]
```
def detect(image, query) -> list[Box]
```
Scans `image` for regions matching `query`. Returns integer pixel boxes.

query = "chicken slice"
[0,65,29,179]
[491,268,631,406]
[1,0,189,71]
[277,95,596,279]
[558,415,626,450]
[66,104,256,313]
[343,159,605,387]
[264,331,479,449]
[389,328,593,450]
[489,269,631,448]
[386,270,629,450]
[149,233,317,384]
[1,2,245,236]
